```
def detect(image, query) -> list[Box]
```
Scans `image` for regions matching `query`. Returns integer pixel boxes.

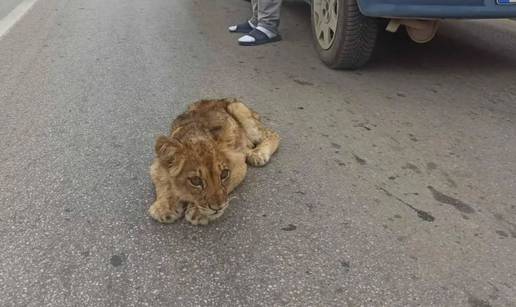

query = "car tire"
[311,0,379,69]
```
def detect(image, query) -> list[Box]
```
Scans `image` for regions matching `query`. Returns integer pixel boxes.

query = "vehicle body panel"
[305,0,516,19]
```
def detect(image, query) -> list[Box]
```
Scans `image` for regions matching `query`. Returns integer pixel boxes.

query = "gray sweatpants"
[249,0,282,35]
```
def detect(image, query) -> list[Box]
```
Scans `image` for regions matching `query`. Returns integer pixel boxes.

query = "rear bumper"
[358,0,516,19]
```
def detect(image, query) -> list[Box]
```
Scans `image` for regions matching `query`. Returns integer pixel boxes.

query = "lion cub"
[149,99,279,225]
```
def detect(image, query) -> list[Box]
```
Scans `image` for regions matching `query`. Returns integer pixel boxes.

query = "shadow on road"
[371,21,516,73]
[283,2,516,74]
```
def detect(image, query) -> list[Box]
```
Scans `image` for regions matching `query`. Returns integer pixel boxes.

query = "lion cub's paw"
[185,206,209,226]
[149,201,184,224]
[246,150,270,167]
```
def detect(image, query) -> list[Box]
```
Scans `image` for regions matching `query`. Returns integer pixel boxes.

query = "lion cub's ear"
[155,135,182,166]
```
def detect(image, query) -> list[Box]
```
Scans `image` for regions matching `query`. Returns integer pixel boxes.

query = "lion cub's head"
[155,135,233,216]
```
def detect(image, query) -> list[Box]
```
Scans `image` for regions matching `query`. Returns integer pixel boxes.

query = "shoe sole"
[238,35,282,46]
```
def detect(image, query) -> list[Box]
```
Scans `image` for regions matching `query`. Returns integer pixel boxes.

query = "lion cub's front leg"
[149,160,185,223]
[184,205,209,226]
[149,199,185,223]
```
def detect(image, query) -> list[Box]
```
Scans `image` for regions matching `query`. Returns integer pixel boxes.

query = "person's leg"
[257,0,282,36]
[249,0,259,27]
[237,0,282,45]
[229,0,258,33]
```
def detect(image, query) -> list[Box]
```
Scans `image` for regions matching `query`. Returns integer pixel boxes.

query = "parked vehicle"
[307,0,516,69]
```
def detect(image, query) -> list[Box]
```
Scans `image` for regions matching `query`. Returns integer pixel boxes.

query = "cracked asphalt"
[1,0,516,306]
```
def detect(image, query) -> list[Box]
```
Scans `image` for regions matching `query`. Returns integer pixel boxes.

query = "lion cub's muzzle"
[204,201,229,215]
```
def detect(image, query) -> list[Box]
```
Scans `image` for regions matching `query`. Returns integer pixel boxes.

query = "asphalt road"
[1,0,516,306]
[0,0,23,20]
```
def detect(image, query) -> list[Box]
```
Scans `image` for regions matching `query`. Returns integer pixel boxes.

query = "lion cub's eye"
[189,176,203,188]
[220,169,230,181]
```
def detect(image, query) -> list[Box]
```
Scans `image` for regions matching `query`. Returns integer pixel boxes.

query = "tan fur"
[149,98,280,225]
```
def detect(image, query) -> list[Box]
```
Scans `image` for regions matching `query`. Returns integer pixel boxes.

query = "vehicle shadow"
[369,21,516,73]
[283,2,516,74]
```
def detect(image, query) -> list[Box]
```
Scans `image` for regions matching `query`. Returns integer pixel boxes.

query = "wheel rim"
[313,0,338,50]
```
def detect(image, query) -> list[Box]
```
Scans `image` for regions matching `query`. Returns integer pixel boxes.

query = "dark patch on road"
[468,295,492,307]
[377,186,435,222]
[110,254,126,267]
[281,224,297,231]
[413,209,435,222]
[402,163,422,174]
[397,92,407,98]
[493,213,516,238]
[408,133,418,142]
[353,123,372,131]
[427,162,438,171]
[496,230,508,238]
[403,192,419,196]
[331,143,341,149]
[335,159,346,166]
[353,154,366,165]
[340,260,350,271]
[293,79,314,86]
[388,175,397,180]
[428,186,475,214]
[297,106,304,110]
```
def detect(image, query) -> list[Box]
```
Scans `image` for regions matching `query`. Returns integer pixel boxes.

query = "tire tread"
[312,0,378,70]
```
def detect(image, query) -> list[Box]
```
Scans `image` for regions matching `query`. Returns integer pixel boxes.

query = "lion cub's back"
[171,99,248,148]
[188,99,238,130]
[187,99,232,113]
